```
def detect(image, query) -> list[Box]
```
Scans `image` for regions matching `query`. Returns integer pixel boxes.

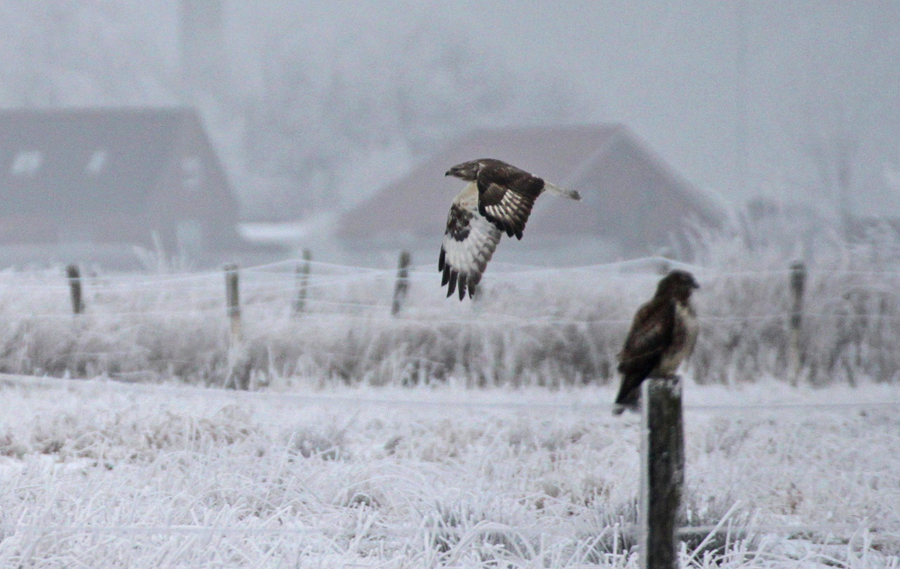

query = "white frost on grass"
[1,376,898,567]
[4,251,900,388]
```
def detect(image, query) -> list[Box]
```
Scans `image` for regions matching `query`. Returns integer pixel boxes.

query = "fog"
[1,0,898,220]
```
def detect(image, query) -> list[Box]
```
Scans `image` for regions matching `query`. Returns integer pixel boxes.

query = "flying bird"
[439,158,581,300]
[613,270,700,414]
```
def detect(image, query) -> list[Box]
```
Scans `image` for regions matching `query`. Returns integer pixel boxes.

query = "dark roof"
[0,107,200,217]
[338,124,625,241]
[337,124,718,242]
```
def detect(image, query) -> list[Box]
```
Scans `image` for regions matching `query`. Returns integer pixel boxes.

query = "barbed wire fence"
[3,254,900,567]
[6,254,900,318]
[1,254,900,387]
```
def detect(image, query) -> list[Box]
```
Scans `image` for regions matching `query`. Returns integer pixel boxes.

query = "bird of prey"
[613,270,700,414]
[439,158,581,300]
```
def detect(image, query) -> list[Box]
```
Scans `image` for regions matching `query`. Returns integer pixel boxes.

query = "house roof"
[337,123,716,243]
[0,107,203,218]
[338,124,624,241]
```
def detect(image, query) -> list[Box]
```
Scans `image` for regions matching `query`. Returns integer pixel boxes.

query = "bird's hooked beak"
[445,161,480,181]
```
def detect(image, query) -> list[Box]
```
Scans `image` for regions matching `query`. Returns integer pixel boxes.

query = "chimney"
[180,0,225,100]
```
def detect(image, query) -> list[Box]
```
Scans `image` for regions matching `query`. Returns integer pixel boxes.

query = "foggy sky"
[4,0,899,216]
[225,0,900,214]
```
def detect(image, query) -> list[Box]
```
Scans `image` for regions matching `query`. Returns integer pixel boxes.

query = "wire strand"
[1,373,896,413]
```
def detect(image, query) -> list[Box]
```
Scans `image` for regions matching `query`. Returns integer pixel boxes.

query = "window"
[11,150,43,176]
[85,149,108,175]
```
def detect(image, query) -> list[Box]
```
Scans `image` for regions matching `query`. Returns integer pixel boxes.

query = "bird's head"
[656,269,700,300]
[445,160,484,181]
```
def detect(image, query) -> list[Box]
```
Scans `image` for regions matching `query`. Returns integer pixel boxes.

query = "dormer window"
[11,150,43,176]
[86,149,108,175]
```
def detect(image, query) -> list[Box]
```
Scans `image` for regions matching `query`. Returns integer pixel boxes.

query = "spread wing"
[439,183,503,300]
[617,299,675,378]
[476,161,545,240]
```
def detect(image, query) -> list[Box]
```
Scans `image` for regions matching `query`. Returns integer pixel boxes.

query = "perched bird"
[613,270,700,414]
[439,158,581,300]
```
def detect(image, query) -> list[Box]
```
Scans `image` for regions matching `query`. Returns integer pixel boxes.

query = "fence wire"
[1,373,897,414]
[1,256,899,388]
[2,256,900,323]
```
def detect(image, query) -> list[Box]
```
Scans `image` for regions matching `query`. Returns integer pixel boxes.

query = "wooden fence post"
[224,264,241,344]
[640,377,684,569]
[392,250,411,316]
[789,261,806,380]
[293,249,312,316]
[66,264,84,315]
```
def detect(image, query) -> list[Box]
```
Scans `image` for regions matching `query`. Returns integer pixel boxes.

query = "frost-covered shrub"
[0,216,899,386]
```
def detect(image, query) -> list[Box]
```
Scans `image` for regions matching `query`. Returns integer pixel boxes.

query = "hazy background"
[1,0,898,222]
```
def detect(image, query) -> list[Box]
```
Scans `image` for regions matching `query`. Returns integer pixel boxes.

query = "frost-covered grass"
[1,376,898,567]
[1,244,900,389]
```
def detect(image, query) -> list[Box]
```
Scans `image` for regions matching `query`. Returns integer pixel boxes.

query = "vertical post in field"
[392,250,411,316]
[225,263,241,344]
[66,264,84,315]
[640,377,684,569]
[789,261,806,380]
[293,249,312,316]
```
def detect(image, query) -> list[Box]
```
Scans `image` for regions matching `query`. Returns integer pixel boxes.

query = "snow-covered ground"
[1,375,897,567]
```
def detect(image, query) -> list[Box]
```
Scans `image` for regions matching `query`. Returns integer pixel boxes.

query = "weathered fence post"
[640,377,684,569]
[293,249,312,316]
[224,264,241,344]
[392,250,411,316]
[66,264,84,315]
[788,261,806,381]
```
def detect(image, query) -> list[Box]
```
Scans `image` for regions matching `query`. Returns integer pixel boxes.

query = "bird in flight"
[439,158,581,300]
[613,270,700,414]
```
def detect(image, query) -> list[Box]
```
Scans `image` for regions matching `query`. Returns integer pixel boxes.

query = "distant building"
[0,107,246,267]
[337,124,723,265]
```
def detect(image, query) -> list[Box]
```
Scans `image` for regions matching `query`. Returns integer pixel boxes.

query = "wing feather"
[613,298,675,410]
[439,183,503,300]
[617,299,675,377]
[478,183,538,239]
[476,162,545,240]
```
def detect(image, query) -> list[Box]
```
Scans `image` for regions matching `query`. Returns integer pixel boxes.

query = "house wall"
[0,214,58,244]
[145,116,240,258]
[0,108,247,268]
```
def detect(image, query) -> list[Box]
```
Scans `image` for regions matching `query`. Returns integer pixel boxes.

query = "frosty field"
[3,250,900,389]
[1,229,900,567]
[1,375,898,568]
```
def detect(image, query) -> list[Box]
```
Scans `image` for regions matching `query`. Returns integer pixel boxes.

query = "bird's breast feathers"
[657,300,698,375]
